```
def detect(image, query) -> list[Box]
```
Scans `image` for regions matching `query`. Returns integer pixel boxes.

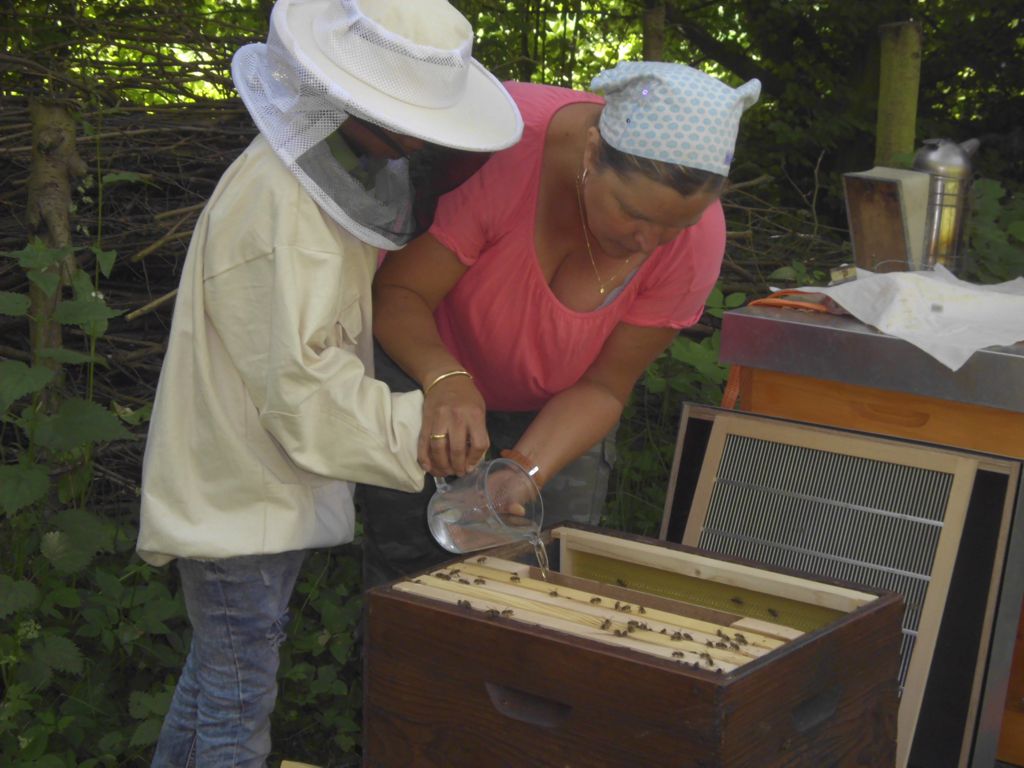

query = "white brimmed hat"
[231,0,523,249]
[234,0,522,152]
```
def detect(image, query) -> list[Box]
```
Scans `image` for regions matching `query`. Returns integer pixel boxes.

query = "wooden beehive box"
[363,525,902,767]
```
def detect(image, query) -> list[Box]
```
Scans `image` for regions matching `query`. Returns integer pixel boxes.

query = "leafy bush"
[604,284,744,536]
[0,240,363,767]
[964,178,1024,284]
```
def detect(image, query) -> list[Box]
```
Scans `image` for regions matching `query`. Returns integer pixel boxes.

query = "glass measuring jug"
[427,458,544,554]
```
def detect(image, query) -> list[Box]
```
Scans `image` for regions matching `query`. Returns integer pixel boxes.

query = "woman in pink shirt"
[361,61,760,584]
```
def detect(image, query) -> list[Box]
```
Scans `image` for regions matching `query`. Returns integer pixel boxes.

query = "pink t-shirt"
[429,82,726,412]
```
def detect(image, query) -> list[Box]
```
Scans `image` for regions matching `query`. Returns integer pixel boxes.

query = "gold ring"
[429,433,449,440]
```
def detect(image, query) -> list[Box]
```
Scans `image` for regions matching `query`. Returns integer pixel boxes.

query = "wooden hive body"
[364,526,902,767]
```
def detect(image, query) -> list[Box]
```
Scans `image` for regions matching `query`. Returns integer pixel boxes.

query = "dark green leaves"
[31,398,132,453]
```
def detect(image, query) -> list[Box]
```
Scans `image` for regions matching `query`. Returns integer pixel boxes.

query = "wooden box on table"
[363,526,903,767]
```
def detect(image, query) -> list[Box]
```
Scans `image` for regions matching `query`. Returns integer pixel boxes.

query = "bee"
[449,568,461,576]
[457,599,472,609]
[671,632,684,641]
[767,608,779,618]
[475,556,487,563]
[683,632,693,641]
[638,606,647,614]
[473,578,486,585]
[413,579,423,584]
[715,642,728,649]
[700,652,714,666]
[671,651,686,658]
[501,608,514,617]
[730,596,744,606]
[716,629,729,639]
[485,608,500,618]
[614,629,628,637]
[660,628,668,635]
[626,624,636,633]
[616,578,628,587]
[458,578,471,585]
[734,633,748,645]
[434,572,451,581]
[616,604,632,613]
[729,642,740,651]
[549,590,559,597]
[589,597,602,605]
[510,574,521,583]
[600,619,612,630]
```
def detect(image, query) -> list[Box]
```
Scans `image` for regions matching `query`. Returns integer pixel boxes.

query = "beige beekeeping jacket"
[137,136,424,566]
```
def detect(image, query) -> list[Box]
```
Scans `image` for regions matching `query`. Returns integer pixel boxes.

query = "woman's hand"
[419,374,490,477]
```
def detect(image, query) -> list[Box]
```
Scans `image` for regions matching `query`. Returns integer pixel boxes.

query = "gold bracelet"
[423,369,473,396]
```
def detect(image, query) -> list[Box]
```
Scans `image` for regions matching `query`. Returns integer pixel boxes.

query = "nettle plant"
[0,238,171,767]
[0,237,365,766]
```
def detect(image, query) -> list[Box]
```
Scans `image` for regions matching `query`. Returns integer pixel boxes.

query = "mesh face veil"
[231,0,522,250]
[233,16,414,249]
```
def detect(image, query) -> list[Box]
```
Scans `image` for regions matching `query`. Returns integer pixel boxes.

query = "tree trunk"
[26,99,86,382]
[643,0,665,62]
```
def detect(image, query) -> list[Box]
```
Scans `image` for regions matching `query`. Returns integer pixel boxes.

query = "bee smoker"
[912,137,980,273]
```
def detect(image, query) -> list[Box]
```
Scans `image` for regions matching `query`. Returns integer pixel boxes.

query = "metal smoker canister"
[913,137,980,273]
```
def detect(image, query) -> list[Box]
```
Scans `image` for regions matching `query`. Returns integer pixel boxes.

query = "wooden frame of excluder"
[661,404,1020,768]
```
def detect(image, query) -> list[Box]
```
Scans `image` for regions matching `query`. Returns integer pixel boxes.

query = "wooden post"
[873,21,922,167]
[643,0,665,62]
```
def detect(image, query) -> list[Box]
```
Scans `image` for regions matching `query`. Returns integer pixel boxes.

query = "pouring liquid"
[428,504,549,580]
[531,534,550,581]
[430,504,536,552]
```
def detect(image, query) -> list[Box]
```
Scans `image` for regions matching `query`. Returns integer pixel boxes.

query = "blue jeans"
[151,550,307,768]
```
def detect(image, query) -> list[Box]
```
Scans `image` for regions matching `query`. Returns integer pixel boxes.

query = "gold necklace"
[575,171,632,296]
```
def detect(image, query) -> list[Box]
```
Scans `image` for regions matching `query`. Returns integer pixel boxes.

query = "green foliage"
[273,549,365,765]
[2,2,1020,764]
[4,0,270,104]
[605,285,744,536]
[766,259,829,286]
[964,178,1024,283]
[1,231,363,766]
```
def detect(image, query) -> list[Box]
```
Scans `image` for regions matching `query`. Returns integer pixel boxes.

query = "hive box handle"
[791,685,842,733]
[485,682,572,728]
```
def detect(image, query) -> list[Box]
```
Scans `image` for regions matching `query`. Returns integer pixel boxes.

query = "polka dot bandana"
[591,61,761,176]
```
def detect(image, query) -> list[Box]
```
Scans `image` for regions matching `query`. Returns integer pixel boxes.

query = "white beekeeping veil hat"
[233,0,523,248]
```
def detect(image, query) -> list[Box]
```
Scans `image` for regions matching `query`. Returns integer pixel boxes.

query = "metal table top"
[720,305,1024,414]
